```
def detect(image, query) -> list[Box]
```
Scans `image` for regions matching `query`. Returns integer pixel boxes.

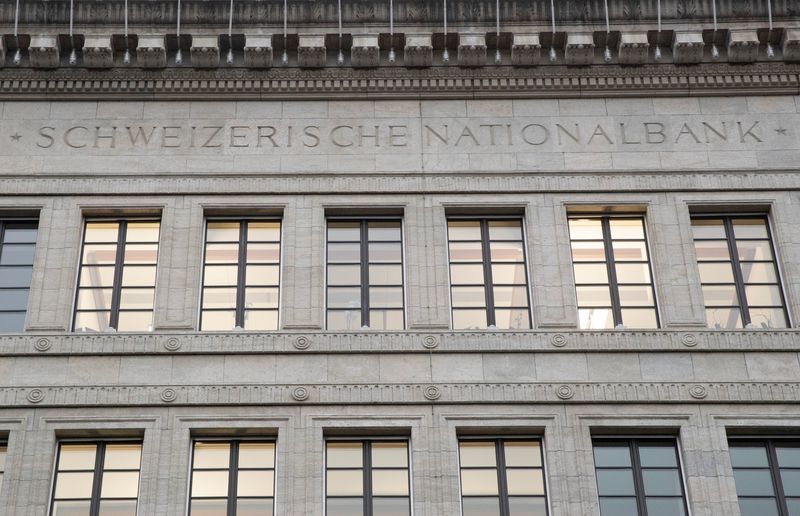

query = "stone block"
[297,34,326,68]
[405,34,433,67]
[28,34,60,68]
[457,33,486,67]
[351,34,380,68]
[82,35,114,68]
[510,33,541,66]
[727,29,759,63]
[672,31,704,64]
[782,28,800,62]
[137,34,167,68]
[190,35,220,68]
[243,34,273,68]
[618,31,650,65]
[564,32,594,66]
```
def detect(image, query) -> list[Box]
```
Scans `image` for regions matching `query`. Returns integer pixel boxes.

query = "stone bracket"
[351,34,380,68]
[243,34,273,68]
[190,35,220,68]
[28,35,60,69]
[618,31,650,65]
[82,35,114,69]
[727,29,760,63]
[783,28,800,62]
[673,31,705,64]
[510,33,541,66]
[564,32,595,66]
[137,34,168,68]
[457,33,487,67]
[404,34,433,67]
[297,34,326,68]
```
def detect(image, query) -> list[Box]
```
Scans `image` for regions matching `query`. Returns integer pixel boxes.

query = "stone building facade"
[0,0,799,515]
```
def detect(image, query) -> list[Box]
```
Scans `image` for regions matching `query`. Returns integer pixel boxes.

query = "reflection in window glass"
[73,220,160,332]
[0,220,38,333]
[326,220,404,330]
[448,219,531,330]
[326,440,410,516]
[691,216,788,329]
[200,220,281,331]
[189,440,276,516]
[729,439,800,516]
[459,439,547,516]
[593,439,687,516]
[51,441,142,516]
[569,216,659,329]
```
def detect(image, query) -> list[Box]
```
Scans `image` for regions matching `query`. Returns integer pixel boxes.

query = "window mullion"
[724,217,751,326]
[364,441,373,516]
[229,441,239,516]
[496,439,510,516]
[235,221,248,329]
[361,221,370,329]
[109,222,127,330]
[480,220,497,327]
[767,441,791,516]
[90,442,105,516]
[630,441,648,516]
[601,218,623,327]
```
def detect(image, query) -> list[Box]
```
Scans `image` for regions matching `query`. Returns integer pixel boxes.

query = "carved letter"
[619,123,641,145]
[37,127,55,149]
[64,126,89,149]
[161,126,181,148]
[738,121,763,143]
[644,123,666,144]
[94,126,117,148]
[556,124,580,145]
[455,126,480,146]
[388,125,409,147]
[521,124,549,146]
[424,125,448,146]
[202,126,224,148]
[702,122,728,143]
[303,126,320,148]
[331,125,355,147]
[588,124,614,145]
[257,126,279,148]
[126,126,156,146]
[675,123,701,144]
[230,126,250,148]
[358,125,380,147]
[479,124,504,146]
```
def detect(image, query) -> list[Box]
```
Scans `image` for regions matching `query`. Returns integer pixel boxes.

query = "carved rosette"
[550,334,568,348]
[293,336,311,350]
[34,337,52,352]
[292,386,310,401]
[681,333,698,347]
[689,385,708,399]
[27,389,46,404]
[422,335,439,349]
[423,385,441,401]
[160,388,178,403]
[556,385,575,400]
[164,337,182,351]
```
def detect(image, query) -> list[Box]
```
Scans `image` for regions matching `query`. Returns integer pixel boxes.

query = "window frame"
[325,217,406,330]
[187,437,278,516]
[49,439,143,516]
[0,218,38,332]
[691,213,790,329]
[457,436,549,516]
[728,437,800,516]
[199,217,283,331]
[446,216,533,330]
[324,437,412,516]
[72,218,161,332]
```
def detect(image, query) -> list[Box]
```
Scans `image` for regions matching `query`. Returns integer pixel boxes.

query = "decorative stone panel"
[457,33,487,67]
[510,33,541,66]
[727,29,760,63]
[28,35,60,68]
[404,34,433,67]
[297,34,326,68]
[243,35,273,68]
[618,32,650,65]
[82,35,114,68]
[783,28,800,62]
[564,32,594,66]
[190,35,220,68]
[351,34,380,68]
[672,31,705,64]
[137,34,167,68]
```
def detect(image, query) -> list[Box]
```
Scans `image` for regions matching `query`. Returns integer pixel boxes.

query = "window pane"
[737,498,780,516]
[328,222,361,242]
[452,287,486,308]
[55,472,95,498]
[596,470,635,496]
[205,243,239,264]
[571,241,606,262]
[693,240,730,261]
[97,499,138,516]
[236,498,274,516]
[116,311,153,331]
[3,226,38,243]
[328,265,361,286]
[488,220,522,240]
[504,442,542,468]
[508,497,547,516]
[237,470,274,497]
[579,308,614,329]
[83,244,118,265]
[245,265,280,286]
[100,471,140,498]
[462,497,501,516]
[372,497,410,516]
[642,470,682,496]
[776,447,800,468]
[104,444,142,470]
[0,312,25,332]
[490,242,524,262]
[594,446,631,468]
[369,287,403,308]
[0,265,33,288]
[639,446,678,468]
[121,266,156,287]
[368,221,401,241]
[598,497,639,516]
[734,469,776,497]
[372,469,409,496]
[573,264,608,284]
[125,222,160,242]
[494,309,531,330]
[609,219,645,239]
[74,311,110,332]
[730,446,769,468]
[79,266,115,288]
[118,288,155,310]
[491,264,526,284]
[193,442,230,469]
[239,443,275,469]
[328,243,361,263]
[615,263,651,284]
[451,264,485,285]
[612,241,648,262]
[645,498,686,516]
[192,470,229,497]
[328,287,361,308]
[201,311,237,331]
[327,470,363,496]
[247,221,281,242]
[449,242,483,262]
[59,445,97,470]
[0,244,35,265]
[244,310,279,331]
[245,287,279,309]
[702,285,738,306]
[204,265,238,286]
[52,500,92,516]
[736,241,773,261]
[748,308,787,329]
[706,308,743,329]
[577,286,612,307]
[691,219,725,239]
[327,310,361,330]
[461,469,499,495]
[190,498,228,516]
[369,243,402,263]
[698,262,734,283]
[207,221,240,242]
[0,289,28,311]
[506,469,544,496]
[618,286,654,307]
[460,442,496,468]
[123,244,158,264]
[781,470,800,496]
[369,265,402,285]
[448,221,481,241]
[620,308,658,329]
[453,309,487,330]
[493,286,528,307]
[740,262,778,283]
[368,310,404,330]
[372,443,408,468]
[327,442,363,468]
[744,285,783,306]
[732,218,769,239]
[85,222,120,242]
[202,288,237,309]
[569,218,603,240]
[246,243,280,264]
[327,498,364,516]
[787,499,800,516]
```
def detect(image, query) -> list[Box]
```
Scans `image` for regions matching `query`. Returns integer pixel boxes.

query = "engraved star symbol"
[775,127,788,135]
[9,133,22,142]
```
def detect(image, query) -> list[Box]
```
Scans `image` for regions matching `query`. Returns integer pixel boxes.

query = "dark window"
[0,441,6,494]
[569,216,659,329]
[592,438,687,516]
[729,439,800,516]
[691,216,788,329]
[189,440,276,516]
[325,439,410,516]
[50,441,142,516]
[200,220,281,331]
[73,220,160,332]
[458,438,547,516]
[326,219,405,330]
[448,218,531,330]
[0,220,38,332]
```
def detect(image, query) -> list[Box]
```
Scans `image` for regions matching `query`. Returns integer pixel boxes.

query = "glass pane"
[328,287,361,308]
[776,447,800,468]
[85,222,120,242]
[449,242,484,262]
[451,264,485,285]
[576,286,612,307]
[504,442,542,467]
[2,226,38,243]
[0,312,25,332]
[490,242,524,262]
[327,442,363,468]
[372,469,409,496]
[79,266,115,288]
[326,470,363,496]
[452,287,486,308]
[579,308,614,330]
[693,240,731,261]
[706,308,743,329]
[100,471,140,498]
[642,469,682,496]
[245,287,279,309]
[245,265,280,286]
[237,470,274,497]
[368,221,401,241]
[571,241,606,262]
[618,286,655,307]
[596,470,635,496]
[748,308,787,329]
[74,311,110,331]
[52,500,92,516]
[506,469,544,496]
[598,497,643,516]
[734,469,776,497]
[55,472,95,498]
[97,499,138,516]
[737,498,780,516]
[508,497,547,516]
[453,310,488,330]
[328,265,361,286]
[118,288,155,310]
[0,265,33,288]
[612,241,648,261]
[204,265,239,286]
[327,498,364,516]
[123,244,158,264]
[0,447,5,471]
[82,244,118,265]
[491,264,526,285]
[702,285,739,306]
[201,311,237,331]
[328,243,360,263]
[744,285,783,307]
[645,498,686,516]
[190,498,228,516]
[372,497,410,516]
[448,221,481,241]
[328,222,361,242]
[594,446,631,468]
[59,445,97,470]
[740,262,778,283]
[609,219,645,239]
[104,444,141,470]
[202,288,237,309]
[247,221,280,242]
[369,243,402,263]
[236,498,274,516]
[239,442,275,469]
[372,443,408,468]
[573,264,609,284]
[192,470,229,497]
[193,442,230,469]
[461,469,499,495]
[691,219,725,239]
[121,266,156,287]
[639,446,678,468]
[0,289,28,311]
[494,309,531,330]
[569,218,603,240]
[460,442,497,468]
[736,241,773,261]
[0,244,35,265]
[493,286,528,307]
[246,243,280,264]
[327,310,361,330]
[125,222,160,242]
[462,497,501,516]
[207,221,240,242]
[205,243,239,264]
[116,311,153,332]
[781,470,800,496]
[733,218,769,239]
[615,263,651,284]
[244,310,279,331]
[368,310,404,330]
[369,287,403,308]
[620,308,658,329]
[488,220,522,240]
[787,499,800,516]
[729,446,769,468]
[369,265,402,285]
[698,263,734,284]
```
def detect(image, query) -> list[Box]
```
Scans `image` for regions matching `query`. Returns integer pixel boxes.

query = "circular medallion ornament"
[550,334,568,348]
[423,385,441,401]
[680,333,698,347]
[689,385,708,399]
[34,338,52,352]
[556,385,575,400]
[27,389,45,404]
[292,387,310,401]
[422,335,439,349]
[294,336,311,350]
[164,337,182,351]
[160,388,177,403]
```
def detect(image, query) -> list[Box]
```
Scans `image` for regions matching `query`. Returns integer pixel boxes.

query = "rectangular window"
[0,441,6,494]
[569,216,658,329]
[729,439,800,516]
[326,219,405,330]
[447,218,531,330]
[593,438,687,516]
[0,220,38,332]
[73,219,160,332]
[200,220,281,331]
[691,216,788,329]
[50,441,142,516]
[325,439,410,516]
[458,438,547,516]
[189,440,276,516]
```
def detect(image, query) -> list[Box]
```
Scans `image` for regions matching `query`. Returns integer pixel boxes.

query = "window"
[458,438,547,516]
[73,220,160,332]
[200,220,281,331]
[691,216,788,329]
[447,218,531,330]
[568,216,658,329]
[729,439,800,516]
[325,439,410,516]
[592,439,687,516]
[0,220,38,332]
[189,440,276,516]
[0,441,6,494]
[326,219,405,330]
[50,441,142,516]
